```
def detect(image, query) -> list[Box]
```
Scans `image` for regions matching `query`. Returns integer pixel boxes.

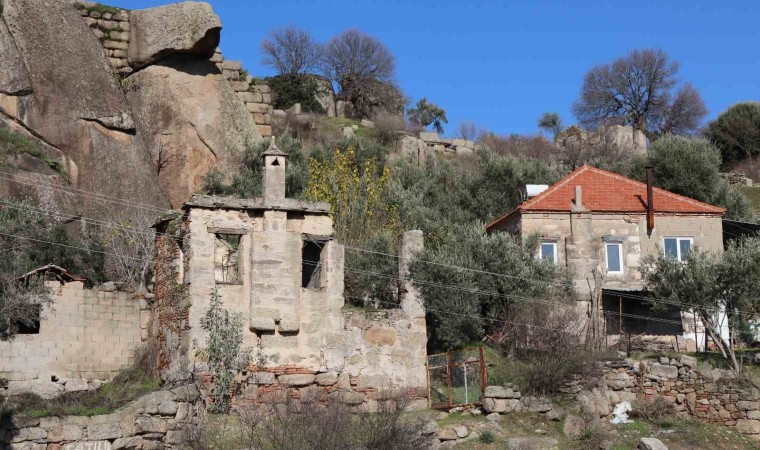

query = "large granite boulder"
[311,75,336,117]
[128,2,221,69]
[1,0,168,214]
[125,55,262,208]
[0,16,31,95]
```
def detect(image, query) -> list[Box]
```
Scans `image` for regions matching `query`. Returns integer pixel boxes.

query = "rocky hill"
[0,0,264,215]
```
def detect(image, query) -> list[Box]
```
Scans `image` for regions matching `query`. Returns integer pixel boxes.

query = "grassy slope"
[737,186,760,217]
[449,411,758,450]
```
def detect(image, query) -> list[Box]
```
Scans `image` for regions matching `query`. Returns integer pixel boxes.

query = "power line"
[0,199,182,244]
[0,228,683,326]
[0,171,170,215]
[0,231,147,262]
[343,244,732,314]
[0,172,741,323]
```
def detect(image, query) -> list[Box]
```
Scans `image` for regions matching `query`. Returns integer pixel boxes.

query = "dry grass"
[185,389,433,450]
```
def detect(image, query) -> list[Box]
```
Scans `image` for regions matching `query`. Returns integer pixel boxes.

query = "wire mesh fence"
[426,347,487,409]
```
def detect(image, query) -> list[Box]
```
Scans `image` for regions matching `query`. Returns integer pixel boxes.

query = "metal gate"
[426,347,487,409]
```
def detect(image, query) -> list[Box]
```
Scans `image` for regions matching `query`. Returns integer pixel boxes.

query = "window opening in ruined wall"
[215,234,242,284]
[302,238,326,289]
[13,304,41,335]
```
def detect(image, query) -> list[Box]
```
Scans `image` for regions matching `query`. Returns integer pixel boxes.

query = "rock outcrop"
[1,0,168,215]
[126,55,262,208]
[128,1,222,69]
[0,16,31,95]
[0,0,267,216]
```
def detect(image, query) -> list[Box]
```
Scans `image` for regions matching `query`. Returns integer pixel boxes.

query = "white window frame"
[605,242,624,275]
[539,241,558,264]
[663,236,694,262]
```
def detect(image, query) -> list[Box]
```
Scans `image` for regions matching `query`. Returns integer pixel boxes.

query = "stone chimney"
[262,137,287,204]
[572,185,585,211]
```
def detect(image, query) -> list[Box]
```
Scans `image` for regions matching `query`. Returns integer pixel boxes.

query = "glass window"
[540,242,557,264]
[605,243,623,274]
[664,237,693,262]
[664,238,679,259]
[679,239,691,259]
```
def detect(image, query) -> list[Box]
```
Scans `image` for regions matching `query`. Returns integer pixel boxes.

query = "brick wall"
[0,282,147,398]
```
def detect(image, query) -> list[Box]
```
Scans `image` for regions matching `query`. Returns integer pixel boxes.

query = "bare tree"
[100,214,156,293]
[322,28,395,87]
[261,26,322,75]
[573,49,707,138]
[457,121,478,141]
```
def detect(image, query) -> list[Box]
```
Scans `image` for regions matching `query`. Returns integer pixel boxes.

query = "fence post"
[446,351,453,408]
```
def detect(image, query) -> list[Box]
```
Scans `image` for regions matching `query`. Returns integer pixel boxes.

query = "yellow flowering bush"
[306,146,398,245]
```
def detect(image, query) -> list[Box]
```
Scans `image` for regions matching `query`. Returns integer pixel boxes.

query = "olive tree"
[409,224,572,351]
[705,102,760,167]
[261,26,322,76]
[573,49,707,138]
[637,135,751,220]
[642,236,760,372]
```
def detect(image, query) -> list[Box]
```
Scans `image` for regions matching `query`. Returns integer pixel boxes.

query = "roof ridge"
[582,166,725,213]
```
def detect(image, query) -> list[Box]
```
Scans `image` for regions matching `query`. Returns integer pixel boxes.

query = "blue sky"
[112,0,759,137]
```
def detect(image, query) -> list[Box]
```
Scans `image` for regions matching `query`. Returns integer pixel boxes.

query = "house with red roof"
[487,165,725,351]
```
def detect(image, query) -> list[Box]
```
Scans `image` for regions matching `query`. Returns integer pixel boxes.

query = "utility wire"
[0,172,745,322]
[0,229,682,326]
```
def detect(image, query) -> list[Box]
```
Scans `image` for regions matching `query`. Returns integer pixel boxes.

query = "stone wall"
[0,282,148,399]
[210,48,273,138]
[71,2,273,139]
[600,356,760,439]
[154,194,428,411]
[722,172,754,187]
[0,384,203,450]
[72,2,131,75]
[556,124,647,155]
[396,132,481,166]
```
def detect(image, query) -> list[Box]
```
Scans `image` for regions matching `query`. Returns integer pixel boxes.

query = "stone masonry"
[1,383,203,450]
[72,2,132,75]
[71,2,273,138]
[599,356,760,440]
[210,48,273,138]
[0,281,148,399]
[152,139,428,411]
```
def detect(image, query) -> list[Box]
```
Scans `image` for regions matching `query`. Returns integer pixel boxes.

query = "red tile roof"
[487,165,724,230]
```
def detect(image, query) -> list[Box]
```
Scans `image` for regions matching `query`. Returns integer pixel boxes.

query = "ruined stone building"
[0,266,150,398]
[152,139,428,410]
[487,165,725,351]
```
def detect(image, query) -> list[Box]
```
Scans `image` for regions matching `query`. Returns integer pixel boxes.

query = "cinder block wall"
[0,281,147,398]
